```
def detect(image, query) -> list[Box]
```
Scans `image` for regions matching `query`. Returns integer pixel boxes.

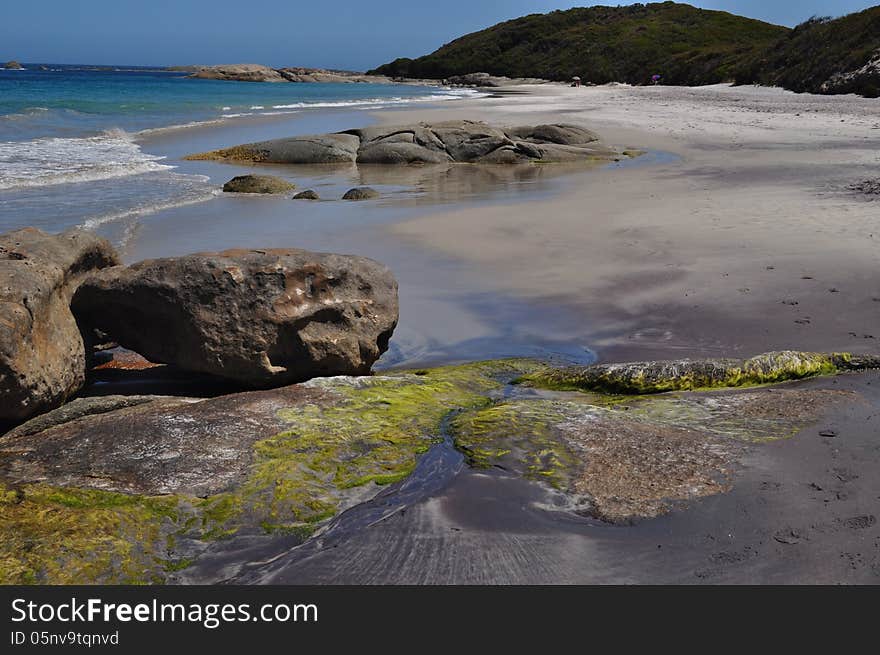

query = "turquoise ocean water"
[0,64,472,234]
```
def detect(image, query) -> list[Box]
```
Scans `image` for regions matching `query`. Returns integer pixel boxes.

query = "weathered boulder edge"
[72,248,399,387]
[0,228,120,422]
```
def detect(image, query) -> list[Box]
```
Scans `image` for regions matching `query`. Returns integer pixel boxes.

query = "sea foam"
[0,128,173,190]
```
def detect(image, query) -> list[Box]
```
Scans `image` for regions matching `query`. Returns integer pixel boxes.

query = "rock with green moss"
[0,352,870,582]
[516,350,880,394]
[450,385,856,523]
[0,359,538,584]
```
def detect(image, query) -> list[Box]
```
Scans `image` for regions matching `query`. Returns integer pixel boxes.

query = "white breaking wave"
[0,128,173,190]
[268,91,482,110]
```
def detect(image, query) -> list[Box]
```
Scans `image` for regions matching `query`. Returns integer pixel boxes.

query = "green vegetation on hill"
[736,6,880,98]
[370,2,787,86]
[371,2,880,97]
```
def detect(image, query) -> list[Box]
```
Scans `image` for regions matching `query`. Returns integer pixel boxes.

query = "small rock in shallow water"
[222,174,295,194]
[342,187,379,200]
[292,189,319,200]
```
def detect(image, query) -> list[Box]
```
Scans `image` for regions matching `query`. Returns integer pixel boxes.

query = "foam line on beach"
[0,128,174,190]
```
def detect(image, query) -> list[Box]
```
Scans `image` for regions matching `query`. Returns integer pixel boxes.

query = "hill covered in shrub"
[370,2,880,97]
[370,2,787,86]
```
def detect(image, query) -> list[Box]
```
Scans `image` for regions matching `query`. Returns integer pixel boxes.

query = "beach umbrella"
[572,76,581,80]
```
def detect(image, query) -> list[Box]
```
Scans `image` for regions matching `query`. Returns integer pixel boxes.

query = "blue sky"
[2,1,876,70]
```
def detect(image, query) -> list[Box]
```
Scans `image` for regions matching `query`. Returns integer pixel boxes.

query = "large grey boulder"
[187,120,623,165]
[71,248,398,387]
[0,228,120,422]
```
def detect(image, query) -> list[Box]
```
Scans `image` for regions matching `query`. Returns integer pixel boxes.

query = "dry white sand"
[375,83,880,361]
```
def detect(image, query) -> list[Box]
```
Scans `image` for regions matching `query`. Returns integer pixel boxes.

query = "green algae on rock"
[452,398,738,522]
[0,353,866,581]
[0,483,197,584]
[0,359,540,584]
[515,351,880,394]
[449,384,856,523]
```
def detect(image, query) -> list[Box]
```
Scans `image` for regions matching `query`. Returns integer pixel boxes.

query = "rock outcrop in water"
[3,61,23,70]
[72,248,399,387]
[0,360,528,583]
[182,63,395,84]
[187,64,287,82]
[222,174,295,194]
[186,121,624,165]
[0,228,119,422]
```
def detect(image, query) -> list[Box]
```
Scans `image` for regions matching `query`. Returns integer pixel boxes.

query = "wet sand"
[384,84,880,362]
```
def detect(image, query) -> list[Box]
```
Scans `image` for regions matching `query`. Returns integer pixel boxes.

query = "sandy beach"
[382,83,879,362]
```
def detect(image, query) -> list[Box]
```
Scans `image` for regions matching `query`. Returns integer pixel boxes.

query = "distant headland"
[167,62,550,87]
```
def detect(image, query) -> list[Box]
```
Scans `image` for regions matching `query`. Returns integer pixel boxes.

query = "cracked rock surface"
[186,120,623,165]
